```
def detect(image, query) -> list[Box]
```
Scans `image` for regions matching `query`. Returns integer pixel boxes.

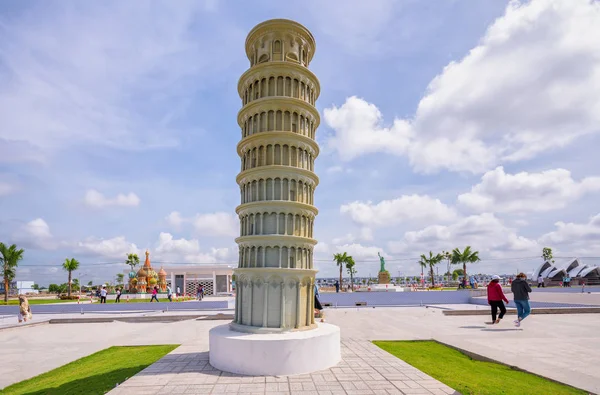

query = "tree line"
[0,242,563,301]
[418,246,481,286]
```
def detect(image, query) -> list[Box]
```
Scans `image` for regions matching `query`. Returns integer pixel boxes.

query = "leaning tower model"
[210,20,340,376]
[232,19,320,332]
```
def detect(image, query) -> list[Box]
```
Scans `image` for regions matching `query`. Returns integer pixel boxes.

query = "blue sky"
[2,0,600,285]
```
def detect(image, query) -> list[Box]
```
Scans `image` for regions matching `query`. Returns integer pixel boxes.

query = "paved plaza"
[108,339,457,395]
[1,303,598,394]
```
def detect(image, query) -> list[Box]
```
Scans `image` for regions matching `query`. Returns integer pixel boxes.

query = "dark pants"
[100,296,106,304]
[115,295,121,303]
[150,295,159,302]
[314,295,323,311]
[168,294,172,302]
[490,300,506,321]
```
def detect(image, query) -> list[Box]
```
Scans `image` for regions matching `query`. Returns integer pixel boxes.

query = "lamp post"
[77,272,88,297]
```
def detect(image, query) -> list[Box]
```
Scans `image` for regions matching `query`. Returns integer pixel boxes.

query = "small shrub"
[59,295,80,300]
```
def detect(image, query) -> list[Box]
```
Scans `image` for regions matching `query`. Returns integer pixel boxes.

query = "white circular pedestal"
[209,323,341,376]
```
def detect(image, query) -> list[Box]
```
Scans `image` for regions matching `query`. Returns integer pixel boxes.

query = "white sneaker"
[514,320,521,327]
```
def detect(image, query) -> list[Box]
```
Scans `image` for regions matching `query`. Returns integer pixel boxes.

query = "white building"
[125,264,235,296]
[531,258,600,284]
[0,281,39,295]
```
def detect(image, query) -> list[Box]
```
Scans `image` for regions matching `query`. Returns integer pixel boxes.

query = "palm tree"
[0,243,25,302]
[62,258,80,297]
[418,251,443,287]
[125,253,140,272]
[345,256,356,290]
[451,246,481,281]
[333,252,350,289]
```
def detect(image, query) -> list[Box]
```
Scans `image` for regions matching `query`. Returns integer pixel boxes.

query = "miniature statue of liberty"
[378,252,386,272]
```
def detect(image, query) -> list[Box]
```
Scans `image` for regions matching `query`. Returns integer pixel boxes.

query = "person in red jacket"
[487,275,509,324]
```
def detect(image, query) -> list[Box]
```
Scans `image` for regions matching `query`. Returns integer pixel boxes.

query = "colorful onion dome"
[158,267,167,277]
[136,267,147,278]
[128,271,136,279]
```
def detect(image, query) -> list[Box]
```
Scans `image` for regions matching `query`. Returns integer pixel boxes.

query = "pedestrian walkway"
[108,339,457,395]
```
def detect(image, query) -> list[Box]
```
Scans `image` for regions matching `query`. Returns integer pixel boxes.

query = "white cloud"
[193,212,238,237]
[0,1,240,162]
[13,218,57,250]
[513,219,529,227]
[539,213,600,255]
[154,232,233,263]
[314,240,389,259]
[326,165,353,175]
[76,236,140,259]
[332,243,389,260]
[340,194,457,228]
[166,211,238,237]
[324,0,600,174]
[155,232,200,256]
[165,211,185,229]
[73,231,234,262]
[458,167,600,213]
[359,227,374,241]
[0,181,17,196]
[331,234,356,245]
[324,96,412,162]
[331,228,373,245]
[84,189,140,208]
[389,213,539,257]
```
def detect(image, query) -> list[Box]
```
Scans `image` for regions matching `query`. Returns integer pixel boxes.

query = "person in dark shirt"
[511,272,532,328]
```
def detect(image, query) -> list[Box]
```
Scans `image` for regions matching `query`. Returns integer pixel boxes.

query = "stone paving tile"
[108,340,458,395]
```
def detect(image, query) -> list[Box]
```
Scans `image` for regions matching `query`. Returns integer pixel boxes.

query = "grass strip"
[1,344,178,395]
[373,340,586,395]
[1,297,199,305]
[1,299,80,305]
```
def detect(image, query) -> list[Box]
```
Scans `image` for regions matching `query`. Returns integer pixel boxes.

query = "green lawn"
[103,296,194,303]
[373,341,586,395]
[1,296,196,305]
[1,345,178,395]
[0,299,81,305]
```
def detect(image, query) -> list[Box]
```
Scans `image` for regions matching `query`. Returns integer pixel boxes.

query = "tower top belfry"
[244,19,316,67]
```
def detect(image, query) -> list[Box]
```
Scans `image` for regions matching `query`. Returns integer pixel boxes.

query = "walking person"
[537,274,544,288]
[511,272,532,328]
[314,283,324,322]
[487,275,509,324]
[176,286,181,297]
[167,285,173,302]
[334,280,340,293]
[18,294,32,323]
[150,286,159,302]
[115,288,121,303]
[100,286,107,304]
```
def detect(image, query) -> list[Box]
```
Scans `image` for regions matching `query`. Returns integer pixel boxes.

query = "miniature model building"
[129,250,160,293]
[232,19,320,332]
